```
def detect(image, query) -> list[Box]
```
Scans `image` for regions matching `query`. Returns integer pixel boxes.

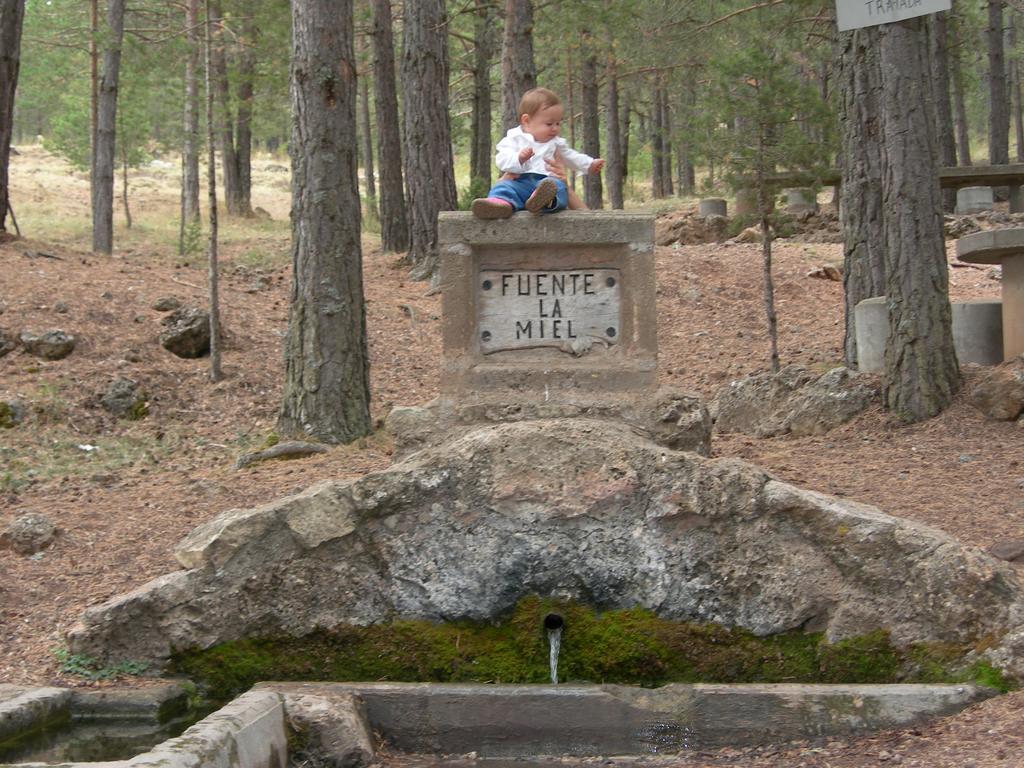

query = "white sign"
[477,268,620,354]
[836,0,950,32]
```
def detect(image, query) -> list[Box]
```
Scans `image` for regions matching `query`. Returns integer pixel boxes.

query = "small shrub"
[53,647,149,680]
[362,195,381,235]
[457,177,492,211]
[181,218,202,257]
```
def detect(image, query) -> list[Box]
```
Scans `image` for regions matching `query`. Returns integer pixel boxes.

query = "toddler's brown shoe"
[524,179,557,214]
[471,197,514,219]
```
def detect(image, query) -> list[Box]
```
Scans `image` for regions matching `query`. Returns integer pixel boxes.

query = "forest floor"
[1,145,1023,768]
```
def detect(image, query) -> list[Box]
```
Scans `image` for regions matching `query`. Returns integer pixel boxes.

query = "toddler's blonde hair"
[518,87,561,119]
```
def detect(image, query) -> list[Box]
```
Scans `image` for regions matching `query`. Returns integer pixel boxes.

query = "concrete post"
[952,300,1004,365]
[698,198,727,217]
[1010,185,1024,214]
[784,188,818,214]
[955,186,995,214]
[853,297,887,372]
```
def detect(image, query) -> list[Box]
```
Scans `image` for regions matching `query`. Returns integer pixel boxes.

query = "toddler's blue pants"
[486,173,568,212]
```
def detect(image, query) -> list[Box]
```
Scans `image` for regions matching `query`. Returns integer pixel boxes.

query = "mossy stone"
[170,597,1014,702]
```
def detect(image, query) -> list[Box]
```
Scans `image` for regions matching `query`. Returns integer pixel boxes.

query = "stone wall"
[68,419,1024,680]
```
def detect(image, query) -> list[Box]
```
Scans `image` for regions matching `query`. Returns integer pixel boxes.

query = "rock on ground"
[713,365,876,437]
[100,378,147,419]
[67,419,1024,681]
[1,513,57,555]
[159,307,210,359]
[969,356,1024,421]
[19,329,75,360]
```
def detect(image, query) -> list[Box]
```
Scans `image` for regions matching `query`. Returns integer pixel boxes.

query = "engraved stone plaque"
[478,268,621,354]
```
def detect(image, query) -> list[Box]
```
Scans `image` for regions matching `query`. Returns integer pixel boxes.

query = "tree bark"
[92,0,126,254]
[370,0,408,253]
[401,0,457,281]
[1011,14,1024,160]
[181,0,201,232]
[678,79,696,196]
[204,0,223,382]
[500,0,536,131]
[0,0,26,235]
[359,73,376,199]
[120,128,131,228]
[837,27,886,367]
[878,18,959,420]
[929,12,958,212]
[279,0,371,443]
[580,43,602,209]
[208,0,241,216]
[604,55,623,210]
[620,87,630,180]
[233,10,255,217]
[949,13,973,165]
[470,0,497,191]
[661,84,674,197]
[90,0,98,198]
[988,0,1009,166]
[651,81,664,199]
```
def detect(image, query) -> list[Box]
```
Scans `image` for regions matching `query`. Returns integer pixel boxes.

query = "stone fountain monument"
[65,212,1024,758]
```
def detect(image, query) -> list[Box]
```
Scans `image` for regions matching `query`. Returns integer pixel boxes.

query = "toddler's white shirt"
[494,126,595,176]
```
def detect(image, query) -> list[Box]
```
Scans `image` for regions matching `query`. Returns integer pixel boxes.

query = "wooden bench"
[741,165,1024,213]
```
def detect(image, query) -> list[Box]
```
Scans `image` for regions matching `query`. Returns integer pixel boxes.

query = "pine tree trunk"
[679,77,697,196]
[233,11,255,217]
[279,0,370,443]
[500,0,536,131]
[92,0,125,255]
[878,18,959,421]
[469,0,496,191]
[401,0,457,281]
[1011,15,1024,160]
[661,84,674,197]
[580,44,601,209]
[620,87,630,180]
[203,0,223,382]
[950,14,973,166]
[182,0,201,230]
[566,48,576,192]
[0,0,26,235]
[209,0,241,216]
[604,56,623,210]
[90,0,98,196]
[120,133,131,228]
[838,27,886,367]
[370,0,408,253]
[651,82,664,199]
[988,0,1009,167]
[359,74,376,199]
[929,12,958,212]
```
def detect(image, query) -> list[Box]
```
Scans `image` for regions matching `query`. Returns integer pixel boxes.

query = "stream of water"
[548,627,561,684]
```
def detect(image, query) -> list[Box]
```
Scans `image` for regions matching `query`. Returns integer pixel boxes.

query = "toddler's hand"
[518,147,535,164]
[589,158,605,174]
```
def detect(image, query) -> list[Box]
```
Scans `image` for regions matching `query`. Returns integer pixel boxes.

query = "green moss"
[0,402,15,429]
[127,394,149,421]
[817,631,901,684]
[170,598,1011,702]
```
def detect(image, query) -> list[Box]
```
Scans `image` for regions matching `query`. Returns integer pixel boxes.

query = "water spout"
[544,614,564,684]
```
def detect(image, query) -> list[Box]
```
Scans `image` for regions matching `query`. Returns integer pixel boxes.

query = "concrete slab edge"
[260,681,996,757]
[0,688,73,745]
[1,691,287,768]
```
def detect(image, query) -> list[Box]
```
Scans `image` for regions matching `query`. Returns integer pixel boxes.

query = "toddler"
[471,87,604,219]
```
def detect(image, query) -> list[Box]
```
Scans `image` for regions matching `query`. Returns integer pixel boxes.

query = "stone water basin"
[0,682,207,765]
[3,681,989,768]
